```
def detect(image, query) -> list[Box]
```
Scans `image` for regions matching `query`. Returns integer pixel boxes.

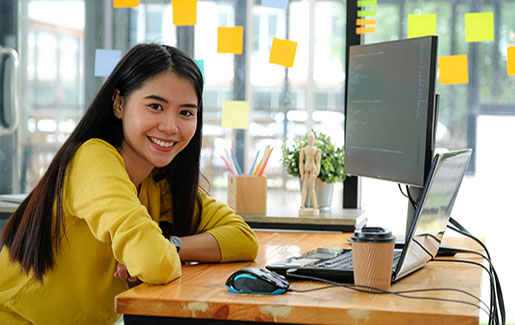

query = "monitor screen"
[344,36,438,187]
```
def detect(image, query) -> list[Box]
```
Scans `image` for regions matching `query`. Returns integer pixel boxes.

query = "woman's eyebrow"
[144,94,198,108]
[144,94,168,103]
[182,103,199,109]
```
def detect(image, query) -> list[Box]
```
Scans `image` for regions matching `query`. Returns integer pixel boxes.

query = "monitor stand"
[405,185,423,240]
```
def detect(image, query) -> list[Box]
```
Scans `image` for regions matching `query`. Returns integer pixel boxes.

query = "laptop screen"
[394,149,472,280]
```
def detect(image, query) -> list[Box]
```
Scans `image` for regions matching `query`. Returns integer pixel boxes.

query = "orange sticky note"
[356,19,376,26]
[465,12,494,43]
[508,47,515,76]
[172,0,197,26]
[408,14,436,38]
[356,27,376,34]
[439,55,469,85]
[221,101,249,129]
[269,38,298,68]
[113,0,139,8]
[217,27,244,55]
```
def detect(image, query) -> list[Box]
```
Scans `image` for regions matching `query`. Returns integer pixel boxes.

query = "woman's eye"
[180,110,195,117]
[149,103,163,111]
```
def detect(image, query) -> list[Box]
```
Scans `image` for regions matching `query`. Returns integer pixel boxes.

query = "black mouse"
[225,267,290,294]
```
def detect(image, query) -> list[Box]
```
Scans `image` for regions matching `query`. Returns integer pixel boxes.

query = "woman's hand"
[114,262,138,282]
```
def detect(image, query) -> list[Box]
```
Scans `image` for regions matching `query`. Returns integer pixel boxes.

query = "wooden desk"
[115,231,484,324]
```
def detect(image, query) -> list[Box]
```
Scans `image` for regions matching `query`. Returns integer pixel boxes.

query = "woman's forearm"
[178,232,222,262]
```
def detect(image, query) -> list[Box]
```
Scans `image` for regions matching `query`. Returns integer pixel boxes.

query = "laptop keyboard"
[314,250,402,270]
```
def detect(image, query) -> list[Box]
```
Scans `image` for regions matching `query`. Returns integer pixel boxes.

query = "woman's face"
[113,70,198,182]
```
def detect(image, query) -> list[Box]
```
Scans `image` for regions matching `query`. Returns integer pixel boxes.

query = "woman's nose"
[158,116,179,134]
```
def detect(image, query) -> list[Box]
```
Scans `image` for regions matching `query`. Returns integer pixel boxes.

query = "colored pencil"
[258,147,273,176]
[220,155,236,175]
[248,150,260,175]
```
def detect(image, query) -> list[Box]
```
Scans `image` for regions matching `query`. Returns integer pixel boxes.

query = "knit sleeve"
[196,190,259,262]
[63,139,181,284]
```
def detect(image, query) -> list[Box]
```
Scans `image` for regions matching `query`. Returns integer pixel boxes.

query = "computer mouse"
[225,267,290,295]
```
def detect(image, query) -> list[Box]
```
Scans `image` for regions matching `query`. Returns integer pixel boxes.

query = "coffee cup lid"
[350,227,395,243]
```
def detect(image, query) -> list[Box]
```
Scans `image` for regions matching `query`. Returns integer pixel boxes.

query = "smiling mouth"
[148,136,176,148]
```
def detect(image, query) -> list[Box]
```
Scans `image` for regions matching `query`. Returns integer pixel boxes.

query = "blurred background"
[0,0,514,320]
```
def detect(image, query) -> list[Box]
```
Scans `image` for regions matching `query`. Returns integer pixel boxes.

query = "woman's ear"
[112,89,124,119]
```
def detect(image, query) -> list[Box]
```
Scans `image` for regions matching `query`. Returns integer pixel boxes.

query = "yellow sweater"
[0,139,258,324]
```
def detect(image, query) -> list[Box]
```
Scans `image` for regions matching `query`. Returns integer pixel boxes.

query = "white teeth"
[150,137,174,148]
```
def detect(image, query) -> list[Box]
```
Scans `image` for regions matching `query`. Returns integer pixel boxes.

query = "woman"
[0,44,258,324]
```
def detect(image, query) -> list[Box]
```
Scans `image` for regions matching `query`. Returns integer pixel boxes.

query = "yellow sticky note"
[508,47,515,76]
[439,55,469,85]
[222,101,249,129]
[113,0,139,8]
[269,38,298,68]
[172,0,197,26]
[217,27,244,55]
[408,14,436,38]
[465,12,494,43]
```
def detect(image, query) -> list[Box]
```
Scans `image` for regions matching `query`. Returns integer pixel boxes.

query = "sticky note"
[465,12,494,43]
[408,14,436,38]
[94,49,121,77]
[357,10,376,17]
[356,19,376,26]
[194,59,205,83]
[357,0,377,6]
[356,27,376,34]
[113,0,139,8]
[269,38,298,68]
[261,0,289,10]
[222,101,249,129]
[172,0,197,26]
[439,55,469,85]
[217,27,244,55]
[508,47,515,76]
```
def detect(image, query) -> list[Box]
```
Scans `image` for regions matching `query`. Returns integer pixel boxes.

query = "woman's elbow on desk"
[132,252,182,284]
[219,231,259,262]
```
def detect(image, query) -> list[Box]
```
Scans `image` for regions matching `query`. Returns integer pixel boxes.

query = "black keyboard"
[315,250,403,271]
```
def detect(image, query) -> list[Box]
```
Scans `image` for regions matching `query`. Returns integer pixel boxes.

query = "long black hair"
[2,44,204,281]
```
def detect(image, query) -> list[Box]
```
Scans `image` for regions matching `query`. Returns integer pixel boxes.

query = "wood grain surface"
[116,231,484,324]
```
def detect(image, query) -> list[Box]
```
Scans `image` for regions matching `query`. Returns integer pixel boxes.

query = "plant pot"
[299,178,334,210]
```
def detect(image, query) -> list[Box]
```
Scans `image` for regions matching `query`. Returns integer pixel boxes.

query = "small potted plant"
[281,130,346,209]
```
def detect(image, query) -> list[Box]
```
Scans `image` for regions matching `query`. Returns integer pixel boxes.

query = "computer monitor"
[344,36,439,236]
[344,36,438,188]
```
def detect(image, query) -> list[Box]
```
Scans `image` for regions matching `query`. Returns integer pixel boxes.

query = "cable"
[409,235,501,325]
[446,222,503,324]
[397,184,418,209]
[431,257,504,325]
[398,184,408,198]
[285,272,491,316]
[405,185,418,209]
[394,287,490,312]
[448,222,491,260]
[442,222,505,325]
[431,258,492,281]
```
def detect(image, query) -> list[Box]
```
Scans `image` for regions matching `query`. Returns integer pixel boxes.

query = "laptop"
[266,149,472,284]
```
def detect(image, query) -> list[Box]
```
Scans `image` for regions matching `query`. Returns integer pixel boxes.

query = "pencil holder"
[227,175,267,215]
